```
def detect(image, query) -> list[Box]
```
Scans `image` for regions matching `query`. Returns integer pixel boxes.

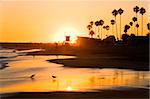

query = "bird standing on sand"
[52,75,56,79]
[30,74,35,79]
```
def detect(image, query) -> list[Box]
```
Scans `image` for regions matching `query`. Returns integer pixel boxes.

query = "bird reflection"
[112,71,119,85]
[99,77,105,79]
[51,77,59,90]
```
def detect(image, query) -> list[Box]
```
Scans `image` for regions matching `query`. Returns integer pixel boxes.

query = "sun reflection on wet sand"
[0,56,149,93]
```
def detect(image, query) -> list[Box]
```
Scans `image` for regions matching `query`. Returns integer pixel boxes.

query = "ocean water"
[0,49,149,93]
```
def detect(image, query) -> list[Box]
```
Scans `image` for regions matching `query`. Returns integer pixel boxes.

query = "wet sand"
[0,63,9,70]
[27,45,149,71]
[1,44,149,98]
[1,88,149,99]
[48,54,149,71]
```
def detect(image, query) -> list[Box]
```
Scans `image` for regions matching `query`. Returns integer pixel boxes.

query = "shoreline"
[1,45,149,71]
[48,55,149,71]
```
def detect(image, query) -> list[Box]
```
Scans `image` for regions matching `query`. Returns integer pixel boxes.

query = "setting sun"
[66,86,73,91]
[0,0,149,98]
[54,27,78,43]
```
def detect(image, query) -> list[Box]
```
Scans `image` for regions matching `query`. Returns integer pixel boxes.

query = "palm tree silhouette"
[87,25,92,30]
[135,23,139,35]
[112,9,118,40]
[139,7,146,35]
[110,19,116,36]
[124,25,130,34]
[103,26,106,38]
[133,6,140,18]
[129,22,133,34]
[105,25,110,37]
[99,20,104,39]
[132,17,137,35]
[87,24,92,38]
[103,26,106,29]
[90,21,94,26]
[89,30,95,38]
[118,8,124,39]
[95,21,100,38]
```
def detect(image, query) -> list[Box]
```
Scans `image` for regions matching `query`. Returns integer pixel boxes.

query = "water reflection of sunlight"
[0,56,149,93]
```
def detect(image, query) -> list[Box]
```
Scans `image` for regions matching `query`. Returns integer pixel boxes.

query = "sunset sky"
[0,0,149,43]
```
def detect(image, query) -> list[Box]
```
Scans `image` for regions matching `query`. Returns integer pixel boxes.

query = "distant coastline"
[0,42,149,71]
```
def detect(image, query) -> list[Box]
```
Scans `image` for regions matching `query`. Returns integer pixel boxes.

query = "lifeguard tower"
[65,36,70,45]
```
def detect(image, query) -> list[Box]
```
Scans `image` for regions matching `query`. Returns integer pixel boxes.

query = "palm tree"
[112,9,118,40]
[133,6,140,32]
[103,26,106,38]
[129,22,133,34]
[133,6,140,18]
[87,25,92,38]
[132,17,137,35]
[87,25,92,30]
[90,21,94,26]
[99,20,104,39]
[95,21,100,38]
[89,30,95,38]
[103,26,106,29]
[139,7,146,35]
[135,23,139,36]
[124,25,130,34]
[110,19,115,36]
[118,8,124,39]
[105,25,110,37]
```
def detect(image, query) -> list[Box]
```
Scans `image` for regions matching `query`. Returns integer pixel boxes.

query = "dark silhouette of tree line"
[87,6,148,41]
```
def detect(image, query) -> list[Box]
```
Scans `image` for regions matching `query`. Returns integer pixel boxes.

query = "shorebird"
[30,74,35,79]
[52,75,56,79]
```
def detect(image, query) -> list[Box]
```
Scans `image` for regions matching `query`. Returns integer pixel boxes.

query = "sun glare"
[66,86,73,91]
[54,27,79,43]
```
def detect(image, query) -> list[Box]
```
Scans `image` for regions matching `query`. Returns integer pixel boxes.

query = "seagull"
[52,75,56,79]
[30,74,35,79]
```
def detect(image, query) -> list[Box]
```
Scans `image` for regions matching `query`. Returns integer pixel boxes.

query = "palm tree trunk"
[107,30,109,36]
[130,26,132,34]
[98,27,100,39]
[141,15,143,36]
[131,26,133,34]
[112,25,114,35]
[137,27,138,35]
[120,15,121,39]
[88,28,91,38]
[115,17,118,40]
[101,26,102,39]
[136,13,138,36]
[95,27,97,37]
[134,23,136,35]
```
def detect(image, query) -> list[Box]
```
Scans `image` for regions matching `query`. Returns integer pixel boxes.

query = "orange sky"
[0,0,149,42]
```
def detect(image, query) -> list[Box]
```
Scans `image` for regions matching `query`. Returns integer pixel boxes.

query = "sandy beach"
[0,45,149,99]
[1,0,150,98]
[48,54,149,71]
